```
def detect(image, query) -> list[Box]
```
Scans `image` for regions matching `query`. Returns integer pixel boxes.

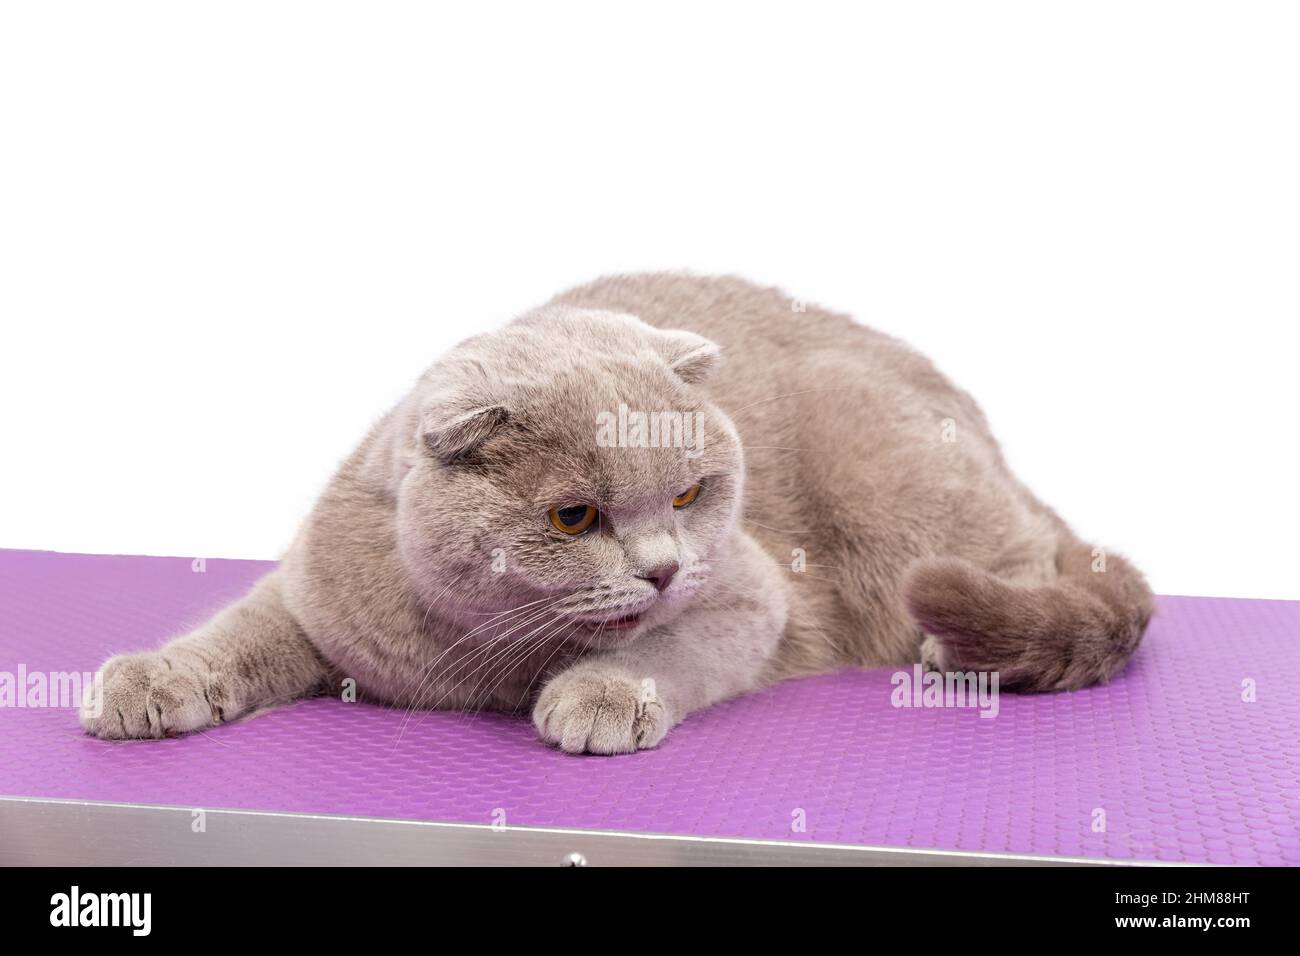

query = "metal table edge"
[0,796,1183,867]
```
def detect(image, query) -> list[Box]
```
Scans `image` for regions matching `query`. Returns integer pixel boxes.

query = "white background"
[1,2,1296,599]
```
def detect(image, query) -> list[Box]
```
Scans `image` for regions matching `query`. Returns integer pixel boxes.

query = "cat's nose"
[639,562,679,593]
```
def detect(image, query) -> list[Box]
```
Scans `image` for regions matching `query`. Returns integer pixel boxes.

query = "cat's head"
[392,307,743,649]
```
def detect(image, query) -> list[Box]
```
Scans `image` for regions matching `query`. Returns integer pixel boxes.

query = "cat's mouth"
[595,616,644,632]
[577,610,644,631]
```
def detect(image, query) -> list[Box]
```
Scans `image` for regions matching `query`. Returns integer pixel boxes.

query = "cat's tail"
[901,535,1155,692]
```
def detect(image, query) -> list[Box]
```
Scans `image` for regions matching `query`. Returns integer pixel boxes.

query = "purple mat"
[1,549,1297,864]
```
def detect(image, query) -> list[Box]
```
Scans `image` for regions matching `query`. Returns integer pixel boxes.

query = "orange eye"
[672,484,702,509]
[548,504,598,535]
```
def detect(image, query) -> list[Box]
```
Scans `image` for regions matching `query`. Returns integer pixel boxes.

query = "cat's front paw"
[80,651,226,740]
[532,667,672,755]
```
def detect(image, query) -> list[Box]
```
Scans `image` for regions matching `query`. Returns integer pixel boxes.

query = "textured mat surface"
[0,549,1297,864]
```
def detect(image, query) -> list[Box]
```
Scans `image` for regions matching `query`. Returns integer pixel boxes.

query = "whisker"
[727,386,858,417]
[390,596,566,745]
[743,517,827,534]
[416,604,570,716]
[463,616,577,716]
[456,614,570,712]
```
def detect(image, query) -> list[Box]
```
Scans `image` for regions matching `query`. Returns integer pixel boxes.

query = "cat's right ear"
[654,329,723,385]
[419,404,511,465]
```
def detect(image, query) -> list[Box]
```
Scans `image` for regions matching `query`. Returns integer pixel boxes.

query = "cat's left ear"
[655,329,723,385]
[420,404,511,465]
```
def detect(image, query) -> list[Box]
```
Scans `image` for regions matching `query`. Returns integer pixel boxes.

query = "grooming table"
[0,549,1296,866]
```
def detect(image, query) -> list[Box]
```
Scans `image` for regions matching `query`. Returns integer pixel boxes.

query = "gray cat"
[81,273,1153,753]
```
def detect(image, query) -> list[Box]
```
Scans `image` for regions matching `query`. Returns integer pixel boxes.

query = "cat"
[80,273,1153,754]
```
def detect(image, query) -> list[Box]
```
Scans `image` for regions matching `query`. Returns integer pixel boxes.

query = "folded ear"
[421,404,511,465]
[654,329,723,385]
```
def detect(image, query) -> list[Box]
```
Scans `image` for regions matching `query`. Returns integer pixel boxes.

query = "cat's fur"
[81,273,1153,753]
